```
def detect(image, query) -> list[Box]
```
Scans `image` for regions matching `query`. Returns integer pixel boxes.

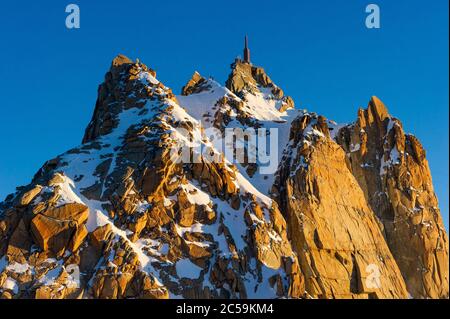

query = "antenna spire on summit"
[243,35,251,64]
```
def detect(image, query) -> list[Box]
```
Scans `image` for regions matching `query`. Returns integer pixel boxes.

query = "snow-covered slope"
[177,65,303,196]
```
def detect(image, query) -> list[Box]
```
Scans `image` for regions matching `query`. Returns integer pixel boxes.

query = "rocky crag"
[335,97,449,298]
[0,54,447,299]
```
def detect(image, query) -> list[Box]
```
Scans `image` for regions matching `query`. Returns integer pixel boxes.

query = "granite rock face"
[273,113,408,298]
[335,97,449,299]
[0,56,447,299]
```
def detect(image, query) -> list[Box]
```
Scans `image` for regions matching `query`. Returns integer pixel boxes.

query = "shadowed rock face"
[335,97,449,299]
[273,113,408,299]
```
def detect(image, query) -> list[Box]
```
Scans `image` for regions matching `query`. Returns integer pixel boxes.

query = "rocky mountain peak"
[335,97,449,298]
[0,55,305,299]
[225,60,294,113]
[82,54,171,144]
[111,54,133,67]
[367,96,391,123]
[273,112,408,298]
[0,53,447,299]
[181,71,210,96]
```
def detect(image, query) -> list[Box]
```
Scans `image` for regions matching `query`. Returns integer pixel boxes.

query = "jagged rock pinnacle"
[0,53,447,300]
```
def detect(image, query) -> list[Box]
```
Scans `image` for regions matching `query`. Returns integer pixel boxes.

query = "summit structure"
[243,35,251,64]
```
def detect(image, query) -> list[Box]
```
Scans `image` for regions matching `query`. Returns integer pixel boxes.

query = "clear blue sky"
[0,0,448,229]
